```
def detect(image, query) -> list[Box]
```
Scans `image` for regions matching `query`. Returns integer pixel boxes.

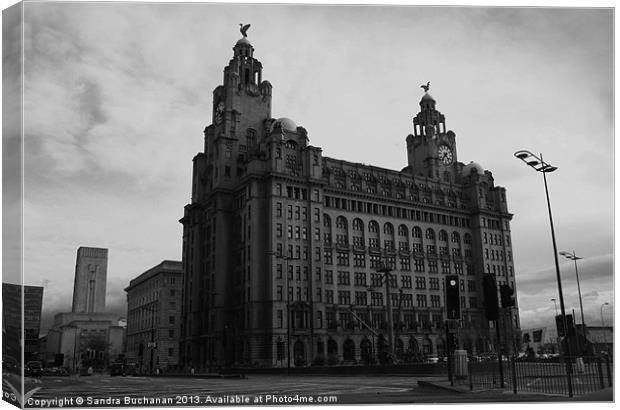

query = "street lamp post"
[551,298,558,316]
[377,262,395,363]
[600,302,609,355]
[560,251,587,354]
[514,150,573,397]
[551,298,561,354]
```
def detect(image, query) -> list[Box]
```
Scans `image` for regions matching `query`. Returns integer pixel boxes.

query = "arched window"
[369,221,379,233]
[464,233,472,245]
[343,339,355,361]
[352,218,364,231]
[336,216,348,230]
[323,214,331,229]
[425,228,435,240]
[398,225,408,237]
[383,223,394,235]
[438,230,448,242]
[412,226,423,239]
[451,232,461,243]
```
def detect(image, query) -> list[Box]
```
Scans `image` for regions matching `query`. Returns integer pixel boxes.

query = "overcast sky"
[3,3,614,335]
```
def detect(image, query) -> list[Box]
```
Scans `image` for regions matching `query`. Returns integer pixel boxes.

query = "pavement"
[17,372,615,406]
[417,376,614,402]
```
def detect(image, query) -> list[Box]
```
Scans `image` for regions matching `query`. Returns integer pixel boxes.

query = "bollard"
[511,356,517,394]
[454,350,468,379]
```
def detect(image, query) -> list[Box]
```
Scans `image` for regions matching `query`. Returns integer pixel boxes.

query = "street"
[20,373,592,407]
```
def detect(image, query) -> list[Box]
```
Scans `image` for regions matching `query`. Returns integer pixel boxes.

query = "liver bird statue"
[420,81,430,93]
[240,23,251,38]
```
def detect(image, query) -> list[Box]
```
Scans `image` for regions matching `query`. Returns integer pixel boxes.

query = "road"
[21,373,593,407]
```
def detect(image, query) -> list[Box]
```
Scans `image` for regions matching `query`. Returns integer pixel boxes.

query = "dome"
[462,161,484,176]
[421,93,435,101]
[271,117,298,132]
[236,37,252,46]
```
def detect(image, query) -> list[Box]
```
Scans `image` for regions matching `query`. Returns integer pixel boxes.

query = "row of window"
[275,283,476,308]
[324,196,472,228]
[326,216,473,244]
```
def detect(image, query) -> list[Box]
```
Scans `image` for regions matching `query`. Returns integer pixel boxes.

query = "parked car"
[425,355,440,364]
[109,362,125,376]
[25,361,42,378]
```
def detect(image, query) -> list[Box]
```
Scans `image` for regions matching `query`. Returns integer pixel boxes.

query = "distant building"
[125,260,183,374]
[2,283,44,362]
[43,246,125,370]
[72,247,108,313]
[581,325,613,356]
[46,313,125,370]
[521,327,552,354]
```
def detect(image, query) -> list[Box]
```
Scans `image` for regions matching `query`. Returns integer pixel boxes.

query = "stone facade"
[72,247,108,313]
[125,261,182,374]
[45,312,125,371]
[180,34,520,370]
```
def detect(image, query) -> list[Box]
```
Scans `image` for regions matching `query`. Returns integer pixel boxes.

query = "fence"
[453,355,613,397]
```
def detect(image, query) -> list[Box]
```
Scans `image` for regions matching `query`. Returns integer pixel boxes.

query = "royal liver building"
[180,29,520,370]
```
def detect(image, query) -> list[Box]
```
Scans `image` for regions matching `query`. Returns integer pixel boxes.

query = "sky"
[1,2,614,336]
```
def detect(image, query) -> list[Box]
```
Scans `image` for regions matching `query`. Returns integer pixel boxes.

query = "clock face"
[438,145,454,165]
[214,101,225,125]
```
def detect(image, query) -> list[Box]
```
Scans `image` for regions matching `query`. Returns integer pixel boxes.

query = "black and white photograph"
[2,1,615,408]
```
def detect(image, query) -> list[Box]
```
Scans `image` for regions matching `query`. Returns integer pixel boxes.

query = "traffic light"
[555,314,575,337]
[445,275,460,319]
[500,284,516,308]
[483,274,499,321]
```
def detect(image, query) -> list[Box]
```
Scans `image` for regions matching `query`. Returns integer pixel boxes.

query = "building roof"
[124,260,182,292]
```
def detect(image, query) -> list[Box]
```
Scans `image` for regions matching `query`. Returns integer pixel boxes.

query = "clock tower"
[406,90,458,182]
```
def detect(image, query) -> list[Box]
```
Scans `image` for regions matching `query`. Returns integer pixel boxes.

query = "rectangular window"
[277,310,283,328]
[325,270,333,284]
[355,291,367,305]
[276,223,283,238]
[401,275,412,289]
[337,291,351,305]
[324,249,333,264]
[168,348,174,357]
[399,257,411,271]
[371,292,384,306]
[370,273,382,287]
[337,251,349,266]
[416,294,427,307]
[354,272,367,286]
[431,294,441,308]
[415,276,426,289]
[441,261,451,274]
[429,277,440,290]
[428,260,438,273]
[325,290,334,304]
[467,280,476,292]
[337,271,350,285]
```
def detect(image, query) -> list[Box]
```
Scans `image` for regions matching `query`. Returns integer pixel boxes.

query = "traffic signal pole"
[495,318,505,388]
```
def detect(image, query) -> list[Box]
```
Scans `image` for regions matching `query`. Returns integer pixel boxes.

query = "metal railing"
[454,355,613,397]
